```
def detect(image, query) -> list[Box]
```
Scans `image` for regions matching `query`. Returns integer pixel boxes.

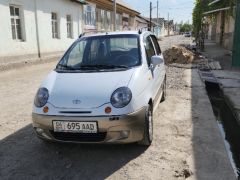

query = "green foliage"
[179,23,192,32]
[192,0,210,38]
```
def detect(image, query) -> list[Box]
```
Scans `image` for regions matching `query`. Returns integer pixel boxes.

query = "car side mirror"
[151,55,164,68]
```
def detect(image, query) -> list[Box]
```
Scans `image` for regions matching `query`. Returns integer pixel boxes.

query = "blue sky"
[122,0,195,24]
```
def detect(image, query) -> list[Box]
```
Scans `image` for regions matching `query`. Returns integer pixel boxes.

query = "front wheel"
[138,105,153,146]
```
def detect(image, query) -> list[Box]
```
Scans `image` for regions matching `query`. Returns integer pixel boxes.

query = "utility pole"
[149,2,152,31]
[157,1,159,24]
[113,0,116,31]
[232,0,240,67]
[168,12,169,36]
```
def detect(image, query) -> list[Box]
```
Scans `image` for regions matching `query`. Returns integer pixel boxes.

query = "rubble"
[163,45,197,65]
[163,45,222,70]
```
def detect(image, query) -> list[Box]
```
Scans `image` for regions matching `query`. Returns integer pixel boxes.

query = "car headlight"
[34,88,49,107]
[111,87,132,108]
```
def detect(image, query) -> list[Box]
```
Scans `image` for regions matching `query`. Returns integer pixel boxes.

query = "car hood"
[42,69,135,109]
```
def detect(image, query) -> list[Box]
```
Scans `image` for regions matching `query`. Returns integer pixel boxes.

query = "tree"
[179,23,192,32]
[192,0,204,37]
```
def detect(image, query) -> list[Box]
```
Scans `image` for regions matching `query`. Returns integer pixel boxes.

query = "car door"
[150,35,165,90]
[144,35,161,103]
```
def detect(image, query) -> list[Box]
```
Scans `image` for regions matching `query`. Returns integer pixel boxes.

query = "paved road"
[0,36,235,180]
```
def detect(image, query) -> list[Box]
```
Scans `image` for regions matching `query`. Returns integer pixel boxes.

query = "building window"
[100,9,105,30]
[66,15,73,38]
[116,14,122,30]
[51,12,59,39]
[84,5,96,26]
[106,11,111,30]
[10,5,23,40]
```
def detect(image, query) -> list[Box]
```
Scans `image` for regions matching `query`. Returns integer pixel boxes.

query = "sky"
[122,0,195,24]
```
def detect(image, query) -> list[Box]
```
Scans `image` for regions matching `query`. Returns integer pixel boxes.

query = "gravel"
[166,66,186,90]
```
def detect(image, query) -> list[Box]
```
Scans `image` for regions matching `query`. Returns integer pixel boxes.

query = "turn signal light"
[105,107,112,114]
[43,106,49,113]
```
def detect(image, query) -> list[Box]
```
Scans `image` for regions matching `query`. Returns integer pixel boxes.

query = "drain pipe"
[34,0,41,58]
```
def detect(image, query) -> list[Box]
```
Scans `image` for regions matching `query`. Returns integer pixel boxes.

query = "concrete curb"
[0,56,61,72]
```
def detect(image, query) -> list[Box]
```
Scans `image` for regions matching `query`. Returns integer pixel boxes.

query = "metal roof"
[203,7,230,15]
[208,0,221,6]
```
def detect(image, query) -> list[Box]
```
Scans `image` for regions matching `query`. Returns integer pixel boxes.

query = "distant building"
[152,18,165,37]
[84,0,140,32]
[163,20,174,36]
[135,15,149,31]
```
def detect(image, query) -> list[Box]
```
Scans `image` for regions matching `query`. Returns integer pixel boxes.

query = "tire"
[161,76,166,102]
[138,105,153,146]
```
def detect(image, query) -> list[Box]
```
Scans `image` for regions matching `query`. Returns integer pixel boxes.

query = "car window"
[145,36,156,66]
[110,38,137,51]
[150,35,161,55]
[58,34,141,70]
[67,41,86,66]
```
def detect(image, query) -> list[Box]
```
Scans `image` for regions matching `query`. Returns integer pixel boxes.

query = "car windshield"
[57,34,141,71]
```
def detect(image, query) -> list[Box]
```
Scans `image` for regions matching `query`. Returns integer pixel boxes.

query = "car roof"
[80,30,154,38]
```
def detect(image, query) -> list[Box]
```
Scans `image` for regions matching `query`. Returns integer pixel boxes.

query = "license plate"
[53,121,98,133]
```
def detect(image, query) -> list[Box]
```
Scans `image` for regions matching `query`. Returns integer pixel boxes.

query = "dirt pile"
[163,45,197,65]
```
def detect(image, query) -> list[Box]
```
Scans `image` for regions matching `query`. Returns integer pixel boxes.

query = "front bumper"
[32,107,146,143]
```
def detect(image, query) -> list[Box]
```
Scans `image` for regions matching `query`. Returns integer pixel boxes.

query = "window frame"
[9,5,24,41]
[150,35,161,55]
[84,5,96,27]
[57,34,142,71]
[116,13,122,31]
[105,11,111,31]
[51,12,59,39]
[144,35,156,66]
[66,14,73,39]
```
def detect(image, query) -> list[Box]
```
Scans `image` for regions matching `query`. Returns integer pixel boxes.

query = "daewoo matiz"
[32,31,166,146]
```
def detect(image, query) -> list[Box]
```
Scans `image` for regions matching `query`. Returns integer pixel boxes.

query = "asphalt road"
[0,35,234,180]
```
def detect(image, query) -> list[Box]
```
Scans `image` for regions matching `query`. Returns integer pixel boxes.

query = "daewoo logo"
[72,99,82,104]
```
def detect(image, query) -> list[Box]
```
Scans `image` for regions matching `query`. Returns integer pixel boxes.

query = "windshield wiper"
[56,64,77,70]
[79,64,128,70]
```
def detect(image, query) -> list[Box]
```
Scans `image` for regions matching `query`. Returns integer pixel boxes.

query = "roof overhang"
[203,7,230,15]
[71,0,87,4]
[208,0,221,6]
[86,0,140,16]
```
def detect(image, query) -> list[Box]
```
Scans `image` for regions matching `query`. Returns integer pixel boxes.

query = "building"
[0,0,139,63]
[152,18,165,37]
[203,0,235,50]
[83,0,140,32]
[135,15,149,31]
[0,0,85,62]
[163,20,174,36]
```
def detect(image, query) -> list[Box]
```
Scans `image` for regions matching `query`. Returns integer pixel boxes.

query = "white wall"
[0,0,83,59]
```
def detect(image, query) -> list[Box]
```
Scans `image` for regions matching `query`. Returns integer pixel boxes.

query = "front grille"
[50,131,107,142]
[59,111,92,114]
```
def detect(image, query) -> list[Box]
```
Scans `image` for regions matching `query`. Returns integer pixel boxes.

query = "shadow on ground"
[0,125,147,180]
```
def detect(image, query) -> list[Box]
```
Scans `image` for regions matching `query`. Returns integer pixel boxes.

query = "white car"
[32,31,166,146]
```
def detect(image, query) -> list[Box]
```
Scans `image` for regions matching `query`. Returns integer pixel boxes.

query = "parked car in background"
[184,32,191,37]
[32,31,166,146]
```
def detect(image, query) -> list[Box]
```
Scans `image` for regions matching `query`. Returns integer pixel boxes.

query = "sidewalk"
[201,39,240,128]
[201,39,234,70]
[0,53,62,72]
